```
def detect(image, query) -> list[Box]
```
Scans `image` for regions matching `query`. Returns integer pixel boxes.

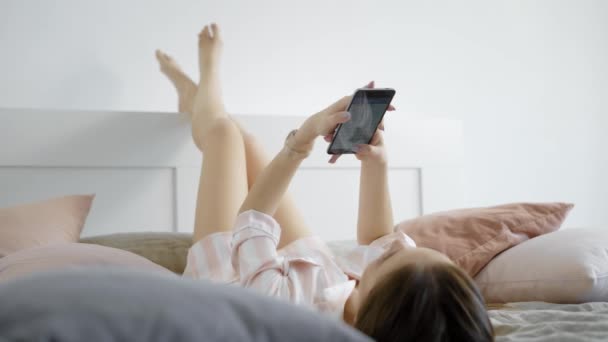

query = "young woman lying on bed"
[156,23,493,342]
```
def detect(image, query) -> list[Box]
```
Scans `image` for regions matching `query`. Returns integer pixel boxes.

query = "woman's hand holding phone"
[354,129,387,165]
[324,124,387,164]
[323,81,394,164]
[291,80,393,163]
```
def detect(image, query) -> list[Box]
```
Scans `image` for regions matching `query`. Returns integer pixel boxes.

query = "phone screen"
[328,89,395,154]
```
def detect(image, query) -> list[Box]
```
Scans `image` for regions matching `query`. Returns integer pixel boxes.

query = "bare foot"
[155,50,197,115]
[189,23,228,149]
[198,23,223,81]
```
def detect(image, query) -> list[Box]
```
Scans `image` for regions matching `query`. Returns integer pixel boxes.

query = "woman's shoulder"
[333,232,417,280]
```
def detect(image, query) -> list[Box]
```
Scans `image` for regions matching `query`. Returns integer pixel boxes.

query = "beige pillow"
[396,203,573,276]
[0,195,94,258]
[80,232,192,274]
[475,228,608,303]
[80,234,359,275]
[0,243,172,283]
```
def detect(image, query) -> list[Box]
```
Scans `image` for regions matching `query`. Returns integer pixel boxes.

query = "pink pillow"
[0,195,94,258]
[0,243,172,283]
[396,203,573,276]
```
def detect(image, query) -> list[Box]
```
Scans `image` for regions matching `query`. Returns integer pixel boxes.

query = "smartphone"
[327,88,396,155]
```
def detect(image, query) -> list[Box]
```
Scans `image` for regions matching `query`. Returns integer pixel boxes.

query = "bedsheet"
[490,302,608,341]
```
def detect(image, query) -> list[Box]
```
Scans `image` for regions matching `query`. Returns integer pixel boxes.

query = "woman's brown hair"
[355,262,494,342]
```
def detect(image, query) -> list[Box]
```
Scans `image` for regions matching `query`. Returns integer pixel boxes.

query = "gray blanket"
[0,269,370,342]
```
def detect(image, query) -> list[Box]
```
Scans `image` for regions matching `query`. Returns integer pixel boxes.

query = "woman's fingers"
[387,104,395,111]
[355,143,384,161]
[323,96,352,113]
[355,144,372,154]
[328,154,341,164]
[327,130,384,164]
[370,129,384,145]
[354,144,375,160]
[320,111,350,136]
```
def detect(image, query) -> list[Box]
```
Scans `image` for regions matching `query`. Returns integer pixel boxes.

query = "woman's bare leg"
[157,28,312,247]
[234,126,313,248]
[160,23,248,243]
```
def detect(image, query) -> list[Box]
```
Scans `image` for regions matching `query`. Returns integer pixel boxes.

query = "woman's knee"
[195,117,243,150]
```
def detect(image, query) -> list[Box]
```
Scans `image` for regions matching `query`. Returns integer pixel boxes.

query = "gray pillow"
[0,269,370,342]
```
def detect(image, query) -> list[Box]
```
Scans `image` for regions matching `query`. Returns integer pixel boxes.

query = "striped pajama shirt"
[183,210,416,318]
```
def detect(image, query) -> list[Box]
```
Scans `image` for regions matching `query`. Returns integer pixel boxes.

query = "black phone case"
[327,89,395,155]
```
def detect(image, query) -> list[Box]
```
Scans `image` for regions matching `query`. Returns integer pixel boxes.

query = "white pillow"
[475,228,608,303]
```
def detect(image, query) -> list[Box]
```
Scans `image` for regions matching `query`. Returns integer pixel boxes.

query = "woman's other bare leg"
[235,125,313,248]
[160,23,248,243]
[157,32,311,247]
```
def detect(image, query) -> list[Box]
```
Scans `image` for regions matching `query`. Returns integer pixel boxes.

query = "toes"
[210,23,217,38]
[155,50,173,63]
[200,23,222,43]
[155,49,167,62]
[210,23,221,40]
[199,25,210,41]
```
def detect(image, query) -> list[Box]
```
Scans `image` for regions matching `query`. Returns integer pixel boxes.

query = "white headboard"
[0,108,463,241]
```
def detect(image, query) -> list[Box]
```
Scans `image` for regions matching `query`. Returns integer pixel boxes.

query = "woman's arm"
[238,96,352,216]
[237,134,309,215]
[355,130,394,245]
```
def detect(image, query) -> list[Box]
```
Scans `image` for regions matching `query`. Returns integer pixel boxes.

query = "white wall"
[1,0,606,227]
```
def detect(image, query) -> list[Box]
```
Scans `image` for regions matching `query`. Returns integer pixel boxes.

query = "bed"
[1,108,605,341]
[77,232,608,342]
